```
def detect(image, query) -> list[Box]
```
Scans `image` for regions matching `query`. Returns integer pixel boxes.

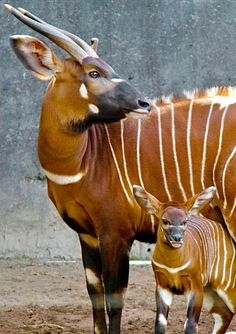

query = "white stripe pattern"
[171,103,187,202]
[120,120,133,193]
[156,107,172,201]
[222,146,236,209]
[104,125,133,206]
[213,105,229,196]
[137,119,145,189]
[186,99,195,196]
[201,100,214,189]
[225,237,235,290]
[219,223,228,286]
[229,197,236,218]
[189,216,236,291]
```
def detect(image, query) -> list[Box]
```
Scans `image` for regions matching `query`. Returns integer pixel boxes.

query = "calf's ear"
[186,186,216,215]
[10,35,62,80]
[133,185,161,215]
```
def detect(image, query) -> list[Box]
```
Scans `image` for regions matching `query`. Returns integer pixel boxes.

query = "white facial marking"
[89,103,99,114]
[85,268,100,286]
[158,288,173,307]
[111,78,124,83]
[42,168,85,185]
[79,83,88,99]
[159,314,167,326]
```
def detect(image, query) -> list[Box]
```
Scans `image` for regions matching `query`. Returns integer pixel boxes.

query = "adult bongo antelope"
[5,4,236,334]
[134,185,236,334]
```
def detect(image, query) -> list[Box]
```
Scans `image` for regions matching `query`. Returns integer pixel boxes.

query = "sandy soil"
[0,259,235,334]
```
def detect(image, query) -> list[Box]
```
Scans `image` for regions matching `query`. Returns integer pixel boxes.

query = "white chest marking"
[43,168,85,185]
[152,258,191,273]
[79,83,88,99]
[89,103,99,114]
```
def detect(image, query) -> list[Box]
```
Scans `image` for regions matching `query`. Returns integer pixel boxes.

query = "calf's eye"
[162,219,169,226]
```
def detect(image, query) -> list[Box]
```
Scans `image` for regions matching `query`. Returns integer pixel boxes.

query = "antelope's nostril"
[138,98,151,110]
[173,235,182,242]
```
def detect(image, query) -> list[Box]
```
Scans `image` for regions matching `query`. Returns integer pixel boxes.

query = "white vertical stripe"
[171,103,187,202]
[222,146,236,209]
[201,100,214,189]
[120,120,133,193]
[104,125,133,206]
[190,220,209,282]
[186,228,204,279]
[219,223,228,286]
[156,107,172,201]
[187,99,195,196]
[206,220,218,280]
[224,236,235,290]
[213,105,229,196]
[213,220,221,281]
[200,218,215,278]
[229,197,236,218]
[137,119,145,189]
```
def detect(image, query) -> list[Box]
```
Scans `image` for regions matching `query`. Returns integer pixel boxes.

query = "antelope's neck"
[38,113,88,177]
[153,229,190,268]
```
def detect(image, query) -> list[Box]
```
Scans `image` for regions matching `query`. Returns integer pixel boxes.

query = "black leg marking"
[79,235,107,334]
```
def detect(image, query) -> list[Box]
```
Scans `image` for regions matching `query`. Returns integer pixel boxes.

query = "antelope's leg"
[203,290,233,334]
[155,287,172,334]
[79,233,107,334]
[100,236,132,334]
[184,289,203,334]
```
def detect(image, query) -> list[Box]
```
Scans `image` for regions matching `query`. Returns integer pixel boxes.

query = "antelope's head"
[133,185,216,249]
[5,5,151,132]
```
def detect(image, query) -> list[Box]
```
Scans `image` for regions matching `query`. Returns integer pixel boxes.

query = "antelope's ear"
[133,185,161,215]
[10,35,62,80]
[186,186,216,215]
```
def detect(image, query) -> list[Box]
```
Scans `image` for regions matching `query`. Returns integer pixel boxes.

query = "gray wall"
[1,0,236,258]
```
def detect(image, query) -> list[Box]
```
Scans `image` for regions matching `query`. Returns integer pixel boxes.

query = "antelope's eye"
[162,219,169,226]
[182,221,187,226]
[89,70,101,79]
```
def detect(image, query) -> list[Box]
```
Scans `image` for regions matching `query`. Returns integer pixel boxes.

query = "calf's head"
[133,185,216,248]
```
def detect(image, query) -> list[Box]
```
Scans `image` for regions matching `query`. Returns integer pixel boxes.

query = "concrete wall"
[1,0,236,258]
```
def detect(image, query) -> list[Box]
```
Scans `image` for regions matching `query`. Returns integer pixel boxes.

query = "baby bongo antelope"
[133,185,236,334]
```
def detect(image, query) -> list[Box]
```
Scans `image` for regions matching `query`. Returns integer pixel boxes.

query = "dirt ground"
[0,259,235,334]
